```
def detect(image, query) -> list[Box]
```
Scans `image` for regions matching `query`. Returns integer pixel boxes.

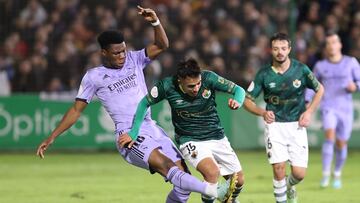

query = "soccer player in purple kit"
[36,6,228,202]
[306,32,360,189]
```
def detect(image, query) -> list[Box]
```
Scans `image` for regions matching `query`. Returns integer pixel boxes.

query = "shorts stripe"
[131,147,144,159]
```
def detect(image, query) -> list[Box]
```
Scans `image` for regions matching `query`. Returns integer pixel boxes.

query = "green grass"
[1,150,359,203]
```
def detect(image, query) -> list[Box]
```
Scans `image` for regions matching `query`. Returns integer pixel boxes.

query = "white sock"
[204,182,218,198]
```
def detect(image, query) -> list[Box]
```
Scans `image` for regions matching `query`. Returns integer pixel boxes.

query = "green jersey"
[246,59,320,122]
[147,71,237,145]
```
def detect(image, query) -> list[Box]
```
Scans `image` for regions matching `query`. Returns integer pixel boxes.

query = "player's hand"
[298,111,311,127]
[137,5,158,23]
[262,111,275,124]
[346,81,357,93]
[118,133,135,149]
[228,98,239,110]
[36,138,54,159]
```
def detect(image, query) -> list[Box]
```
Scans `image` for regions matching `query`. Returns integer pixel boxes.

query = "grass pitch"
[0,150,359,203]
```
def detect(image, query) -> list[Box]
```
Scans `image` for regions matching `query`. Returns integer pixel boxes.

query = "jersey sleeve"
[246,70,264,101]
[206,71,236,93]
[131,49,151,70]
[303,65,321,92]
[350,57,360,91]
[146,80,166,105]
[76,71,96,103]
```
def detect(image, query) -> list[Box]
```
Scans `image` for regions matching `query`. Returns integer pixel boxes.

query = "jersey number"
[185,143,196,154]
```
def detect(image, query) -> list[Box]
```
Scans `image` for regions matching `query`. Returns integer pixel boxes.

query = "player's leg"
[287,122,309,203]
[264,122,289,203]
[321,129,335,187]
[165,151,191,202]
[320,109,337,187]
[212,137,244,203]
[117,134,218,198]
[333,112,353,189]
[179,140,222,203]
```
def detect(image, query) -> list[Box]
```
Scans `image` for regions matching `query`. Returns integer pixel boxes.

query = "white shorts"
[179,137,242,176]
[264,122,308,168]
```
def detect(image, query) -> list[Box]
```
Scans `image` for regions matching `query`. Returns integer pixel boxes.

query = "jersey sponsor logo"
[150,86,158,98]
[269,82,276,88]
[175,99,183,104]
[247,81,255,92]
[293,79,301,88]
[107,73,137,93]
[202,89,211,99]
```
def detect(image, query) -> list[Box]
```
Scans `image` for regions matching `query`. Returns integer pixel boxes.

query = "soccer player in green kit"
[243,33,324,203]
[119,58,246,203]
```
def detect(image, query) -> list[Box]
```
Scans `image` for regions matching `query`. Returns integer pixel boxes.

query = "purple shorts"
[116,122,182,172]
[321,108,353,141]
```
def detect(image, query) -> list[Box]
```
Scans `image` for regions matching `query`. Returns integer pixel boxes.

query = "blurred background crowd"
[0,0,359,95]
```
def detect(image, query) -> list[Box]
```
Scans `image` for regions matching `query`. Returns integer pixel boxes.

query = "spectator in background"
[1,0,359,94]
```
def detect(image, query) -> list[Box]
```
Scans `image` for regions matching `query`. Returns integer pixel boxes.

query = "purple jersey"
[307,56,360,140]
[76,49,153,134]
[307,56,360,111]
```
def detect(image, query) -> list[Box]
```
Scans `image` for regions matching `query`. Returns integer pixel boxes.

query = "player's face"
[325,35,342,57]
[271,40,291,64]
[179,75,202,97]
[102,42,126,68]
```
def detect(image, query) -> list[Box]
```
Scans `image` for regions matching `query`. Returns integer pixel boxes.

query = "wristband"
[151,19,160,26]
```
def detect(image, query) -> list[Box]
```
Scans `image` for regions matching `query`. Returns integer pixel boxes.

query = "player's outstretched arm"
[36,100,87,158]
[137,5,169,59]
[118,96,151,148]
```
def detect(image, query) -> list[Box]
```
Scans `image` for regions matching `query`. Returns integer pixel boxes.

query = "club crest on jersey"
[150,86,158,98]
[202,89,211,99]
[293,79,301,88]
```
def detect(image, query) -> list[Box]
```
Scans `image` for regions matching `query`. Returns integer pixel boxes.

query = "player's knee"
[237,172,245,186]
[203,168,220,183]
[335,140,347,149]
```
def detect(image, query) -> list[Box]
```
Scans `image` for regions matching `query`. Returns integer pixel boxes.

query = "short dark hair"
[270,32,291,47]
[176,58,201,79]
[325,31,339,38]
[97,30,124,49]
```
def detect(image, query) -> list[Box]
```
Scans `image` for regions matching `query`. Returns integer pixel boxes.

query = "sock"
[166,166,208,196]
[231,185,243,202]
[286,173,302,189]
[334,145,347,176]
[273,179,287,203]
[201,194,216,203]
[322,140,334,176]
[166,186,190,203]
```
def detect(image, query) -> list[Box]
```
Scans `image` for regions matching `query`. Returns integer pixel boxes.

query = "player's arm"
[299,67,324,127]
[347,57,360,93]
[243,97,275,124]
[118,96,154,148]
[206,71,245,109]
[228,85,245,110]
[36,100,88,158]
[138,6,169,60]
[119,83,165,148]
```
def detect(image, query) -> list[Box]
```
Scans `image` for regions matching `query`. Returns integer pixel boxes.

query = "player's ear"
[101,49,107,56]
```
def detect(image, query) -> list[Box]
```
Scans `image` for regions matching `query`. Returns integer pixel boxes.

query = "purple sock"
[166,186,190,203]
[335,146,347,173]
[322,140,334,174]
[166,166,207,194]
